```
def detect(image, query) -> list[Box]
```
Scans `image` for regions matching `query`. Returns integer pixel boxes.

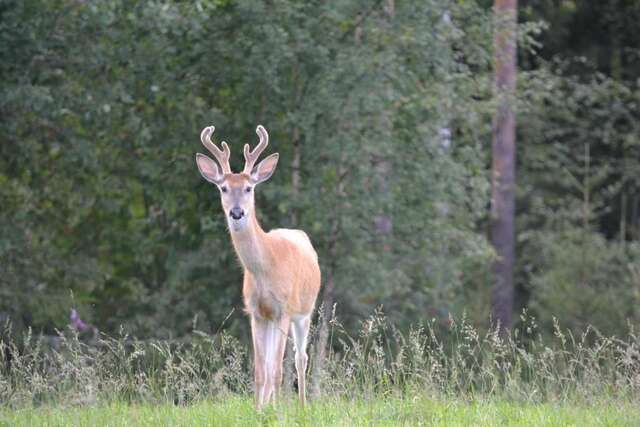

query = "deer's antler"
[242,125,269,175]
[200,126,231,174]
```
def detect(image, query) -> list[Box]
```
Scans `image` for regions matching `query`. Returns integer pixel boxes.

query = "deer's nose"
[229,207,244,220]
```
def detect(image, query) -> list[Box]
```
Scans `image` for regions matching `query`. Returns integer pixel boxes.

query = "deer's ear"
[196,153,224,184]
[251,153,279,184]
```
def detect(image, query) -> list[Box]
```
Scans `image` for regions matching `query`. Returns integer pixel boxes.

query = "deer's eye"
[221,186,228,193]
[245,187,252,193]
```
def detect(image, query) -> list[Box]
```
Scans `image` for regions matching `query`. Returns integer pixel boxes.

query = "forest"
[1,0,639,346]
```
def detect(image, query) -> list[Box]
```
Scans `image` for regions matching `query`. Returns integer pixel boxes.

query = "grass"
[2,395,639,426]
[1,310,639,425]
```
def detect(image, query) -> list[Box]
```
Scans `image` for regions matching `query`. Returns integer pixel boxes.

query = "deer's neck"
[230,214,272,275]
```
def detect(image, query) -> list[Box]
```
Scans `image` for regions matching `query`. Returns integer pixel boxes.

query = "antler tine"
[200,125,232,174]
[243,125,269,175]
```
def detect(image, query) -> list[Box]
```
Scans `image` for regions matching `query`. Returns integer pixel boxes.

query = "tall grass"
[1,310,639,408]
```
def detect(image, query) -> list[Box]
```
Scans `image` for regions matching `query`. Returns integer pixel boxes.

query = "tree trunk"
[490,0,517,333]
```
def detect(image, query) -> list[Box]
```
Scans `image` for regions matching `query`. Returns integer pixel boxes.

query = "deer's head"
[196,125,279,232]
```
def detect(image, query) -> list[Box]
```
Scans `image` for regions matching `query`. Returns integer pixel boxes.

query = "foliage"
[525,229,640,336]
[517,63,640,334]
[0,0,494,338]
[521,0,640,80]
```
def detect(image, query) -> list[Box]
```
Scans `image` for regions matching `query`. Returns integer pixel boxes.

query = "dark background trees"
[1,0,638,342]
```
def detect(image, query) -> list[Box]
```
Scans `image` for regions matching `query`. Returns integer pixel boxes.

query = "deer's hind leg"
[291,314,311,406]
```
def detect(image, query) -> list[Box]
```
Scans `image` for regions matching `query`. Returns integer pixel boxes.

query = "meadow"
[1,312,639,425]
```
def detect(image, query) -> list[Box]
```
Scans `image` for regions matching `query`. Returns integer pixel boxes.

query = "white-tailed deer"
[195,125,321,409]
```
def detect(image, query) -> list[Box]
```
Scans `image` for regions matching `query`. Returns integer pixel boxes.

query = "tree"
[490,0,518,333]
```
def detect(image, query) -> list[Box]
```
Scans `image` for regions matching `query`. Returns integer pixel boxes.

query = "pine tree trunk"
[490,0,517,333]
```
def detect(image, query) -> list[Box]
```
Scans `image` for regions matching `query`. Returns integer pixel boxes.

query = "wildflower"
[70,308,87,332]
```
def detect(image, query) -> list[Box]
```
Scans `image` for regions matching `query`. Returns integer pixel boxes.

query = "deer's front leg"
[272,316,291,402]
[251,315,268,409]
[252,315,285,408]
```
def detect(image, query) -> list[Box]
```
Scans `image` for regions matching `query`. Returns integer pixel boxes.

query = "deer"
[195,124,321,409]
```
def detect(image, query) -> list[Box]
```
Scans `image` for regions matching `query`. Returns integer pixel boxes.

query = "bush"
[525,229,640,337]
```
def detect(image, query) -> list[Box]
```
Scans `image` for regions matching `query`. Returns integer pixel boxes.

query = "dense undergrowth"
[1,310,639,408]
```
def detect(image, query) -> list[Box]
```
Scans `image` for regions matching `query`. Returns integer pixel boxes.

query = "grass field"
[2,395,639,427]
[2,314,638,426]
